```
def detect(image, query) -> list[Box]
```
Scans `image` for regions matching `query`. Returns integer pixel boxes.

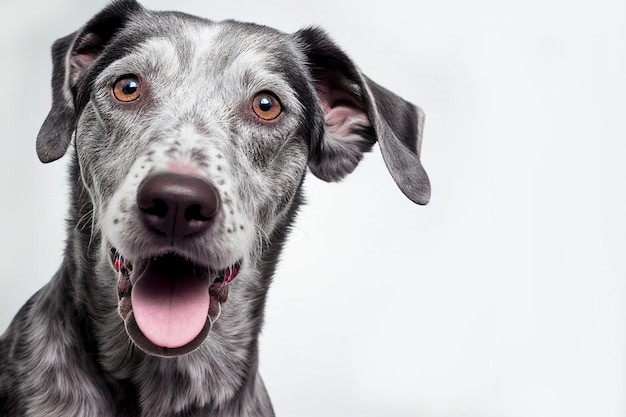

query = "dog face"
[85,21,312,356]
[36,0,430,357]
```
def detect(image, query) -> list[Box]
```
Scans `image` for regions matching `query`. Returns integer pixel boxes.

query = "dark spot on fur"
[194,121,212,137]
[190,148,206,163]
[148,135,165,145]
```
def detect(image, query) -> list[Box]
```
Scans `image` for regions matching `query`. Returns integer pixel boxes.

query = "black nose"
[137,172,220,240]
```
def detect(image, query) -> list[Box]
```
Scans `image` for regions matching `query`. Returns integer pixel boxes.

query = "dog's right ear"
[294,28,430,205]
[36,0,144,163]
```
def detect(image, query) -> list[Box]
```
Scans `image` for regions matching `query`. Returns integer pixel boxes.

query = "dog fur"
[0,1,430,415]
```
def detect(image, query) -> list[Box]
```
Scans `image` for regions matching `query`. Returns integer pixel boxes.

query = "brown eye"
[112,76,141,102]
[252,92,282,121]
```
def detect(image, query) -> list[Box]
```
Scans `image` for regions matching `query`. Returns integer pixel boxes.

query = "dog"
[0,1,430,415]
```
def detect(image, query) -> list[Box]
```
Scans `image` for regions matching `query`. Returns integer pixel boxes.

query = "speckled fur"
[0,1,430,416]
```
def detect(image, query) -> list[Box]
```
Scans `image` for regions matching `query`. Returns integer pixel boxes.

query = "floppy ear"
[36,0,144,163]
[294,28,431,205]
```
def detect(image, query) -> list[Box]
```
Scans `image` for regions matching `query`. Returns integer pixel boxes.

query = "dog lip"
[124,311,212,358]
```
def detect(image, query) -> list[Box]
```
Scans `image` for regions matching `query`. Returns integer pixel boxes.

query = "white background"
[1,1,625,416]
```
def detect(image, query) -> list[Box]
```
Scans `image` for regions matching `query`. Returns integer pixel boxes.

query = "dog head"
[36,0,430,357]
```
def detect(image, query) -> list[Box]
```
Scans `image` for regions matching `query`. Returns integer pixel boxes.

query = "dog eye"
[112,76,141,102]
[252,92,282,121]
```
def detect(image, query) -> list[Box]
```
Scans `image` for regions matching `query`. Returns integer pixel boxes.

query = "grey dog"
[0,0,430,415]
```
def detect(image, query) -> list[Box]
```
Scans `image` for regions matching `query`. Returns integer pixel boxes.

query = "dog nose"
[137,172,220,240]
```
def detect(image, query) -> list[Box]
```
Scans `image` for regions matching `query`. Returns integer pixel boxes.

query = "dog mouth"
[110,248,240,357]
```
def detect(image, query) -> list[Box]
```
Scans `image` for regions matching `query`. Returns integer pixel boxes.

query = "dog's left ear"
[295,28,430,205]
[36,0,144,163]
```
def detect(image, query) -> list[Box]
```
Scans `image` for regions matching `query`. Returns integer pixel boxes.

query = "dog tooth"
[224,265,238,283]
[113,258,125,272]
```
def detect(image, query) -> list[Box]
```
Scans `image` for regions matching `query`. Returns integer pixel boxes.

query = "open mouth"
[110,248,240,357]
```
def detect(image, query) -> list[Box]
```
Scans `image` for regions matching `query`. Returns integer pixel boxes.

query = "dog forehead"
[122,16,296,74]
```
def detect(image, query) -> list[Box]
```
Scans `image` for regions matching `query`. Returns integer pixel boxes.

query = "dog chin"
[109,247,240,357]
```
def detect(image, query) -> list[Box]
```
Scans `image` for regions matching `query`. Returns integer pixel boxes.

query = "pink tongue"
[131,269,210,349]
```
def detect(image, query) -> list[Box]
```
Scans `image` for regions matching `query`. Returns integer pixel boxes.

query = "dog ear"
[294,27,430,205]
[36,0,144,163]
